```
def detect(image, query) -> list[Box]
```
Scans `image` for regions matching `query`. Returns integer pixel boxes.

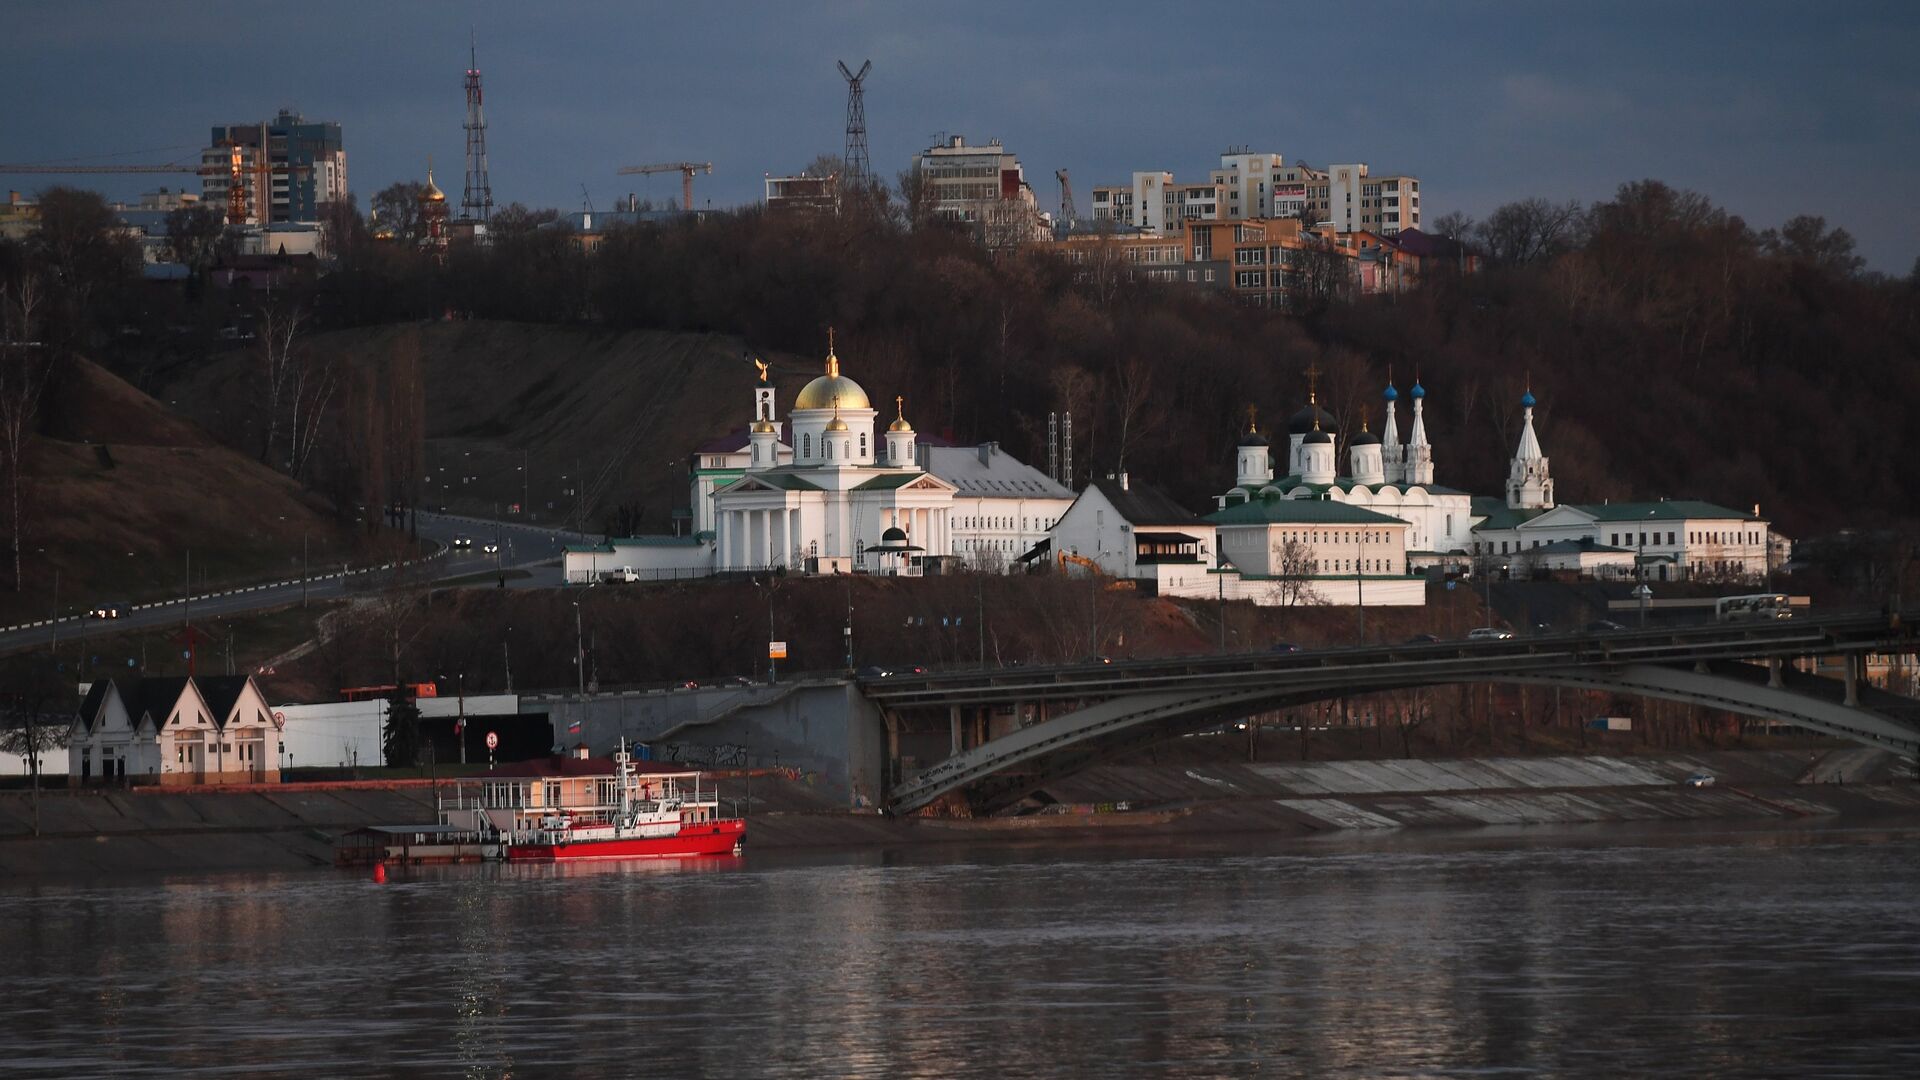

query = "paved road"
[0,512,590,654]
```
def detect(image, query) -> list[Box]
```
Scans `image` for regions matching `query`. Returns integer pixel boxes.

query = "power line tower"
[461,34,493,223]
[1055,168,1076,230]
[838,59,872,189]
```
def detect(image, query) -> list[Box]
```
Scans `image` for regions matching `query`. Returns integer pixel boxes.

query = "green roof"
[854,473,927,491]
[1575,500,1759,522]
[608,535,700,548]
[1256,475,1469,497]
[728,473,821,492]
[1474,506,1546,531]
[1208,496,1406,526]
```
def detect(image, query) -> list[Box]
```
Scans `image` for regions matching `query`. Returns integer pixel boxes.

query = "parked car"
[1684,772,1716,788]
[1403,633,1440,645]
[1268,642,1302,654]
[452,535,472,549]
[600,566,641,584]
[1585,619,1628,633]
[1467,627,1515,641]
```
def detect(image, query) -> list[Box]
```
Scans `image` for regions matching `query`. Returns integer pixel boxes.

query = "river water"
[3,822,1919,1078]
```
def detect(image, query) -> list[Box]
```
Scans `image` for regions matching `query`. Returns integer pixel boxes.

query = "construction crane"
[1055,168,1076,230]
[615,162,712,211]
[0,150,310,225]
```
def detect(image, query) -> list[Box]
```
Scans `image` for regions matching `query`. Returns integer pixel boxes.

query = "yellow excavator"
[1057,551,1137,591]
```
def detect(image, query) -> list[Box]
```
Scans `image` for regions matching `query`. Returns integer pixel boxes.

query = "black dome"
[881,526,908,543]
[1287,403,1337,434]
[1303,429,1333,445]
[1351,430,1381,446]
[1237,430,1270,447]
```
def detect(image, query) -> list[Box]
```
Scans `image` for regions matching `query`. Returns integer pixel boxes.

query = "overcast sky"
[5,0,1916,270]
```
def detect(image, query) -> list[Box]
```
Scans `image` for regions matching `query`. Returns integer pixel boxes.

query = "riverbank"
[2,748,1914,879]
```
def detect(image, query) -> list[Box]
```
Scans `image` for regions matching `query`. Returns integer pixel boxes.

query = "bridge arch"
[888,661,1920,815]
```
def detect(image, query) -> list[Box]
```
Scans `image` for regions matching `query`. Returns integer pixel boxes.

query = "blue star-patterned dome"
[1382,383,1399,402]
[1410,381,1426,399]
[1520,389,1536,408]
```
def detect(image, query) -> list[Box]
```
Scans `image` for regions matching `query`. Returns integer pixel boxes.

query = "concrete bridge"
[865,611,1920,815]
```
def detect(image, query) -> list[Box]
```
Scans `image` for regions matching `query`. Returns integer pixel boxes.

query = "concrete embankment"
[2,750,1916,878]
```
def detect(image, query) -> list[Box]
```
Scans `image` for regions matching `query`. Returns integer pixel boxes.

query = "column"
[789,507,802,565]
[770,506,786,568]
[950,705,963,755]
[719,510,733,569]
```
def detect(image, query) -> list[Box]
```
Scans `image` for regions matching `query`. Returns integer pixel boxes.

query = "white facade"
[1049,476,1218,598]
[923,442,1075,569]
[277,694,519,769]
[915,135,1048,246]
[711,345,957,573]
[1210,151,1287,219]
[70,676,282,785]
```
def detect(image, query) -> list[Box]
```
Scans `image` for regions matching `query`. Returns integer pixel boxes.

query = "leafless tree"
[1473,198,1587,265]
[257,297,305,468]
[1266,535,1326,607]
[0,273,47,592]
[1109,355,1158,472]
[0,654,66,835]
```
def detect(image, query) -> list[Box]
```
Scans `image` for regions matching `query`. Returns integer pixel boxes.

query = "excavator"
[1058,550,1136,591]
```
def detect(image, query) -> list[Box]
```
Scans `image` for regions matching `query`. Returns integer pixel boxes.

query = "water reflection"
[2,827,1919,1077]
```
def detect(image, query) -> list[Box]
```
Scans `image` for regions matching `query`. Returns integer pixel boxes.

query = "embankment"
[3,749,1915,879]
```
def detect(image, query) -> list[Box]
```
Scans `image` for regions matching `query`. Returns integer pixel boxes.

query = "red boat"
[438,742,745,863]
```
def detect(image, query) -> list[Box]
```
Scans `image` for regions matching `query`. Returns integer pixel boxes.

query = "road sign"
[485,731,499,750]
[768,641,788,659]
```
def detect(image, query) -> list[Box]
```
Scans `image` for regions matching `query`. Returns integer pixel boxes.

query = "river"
[2,821,1918,1078]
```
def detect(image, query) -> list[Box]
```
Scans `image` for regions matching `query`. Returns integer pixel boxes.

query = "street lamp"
[754,578,778,683]
[572,601,585,696]
[440,671,468,764]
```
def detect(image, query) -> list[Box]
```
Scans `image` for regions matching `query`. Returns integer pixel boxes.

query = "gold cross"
[1245,403,1258,432]
[1305,361,1322,404]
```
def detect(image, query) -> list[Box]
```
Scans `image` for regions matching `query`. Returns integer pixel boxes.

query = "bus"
[1715,593,1791,623]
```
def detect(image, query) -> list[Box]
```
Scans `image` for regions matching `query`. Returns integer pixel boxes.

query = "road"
[0,512,589,655]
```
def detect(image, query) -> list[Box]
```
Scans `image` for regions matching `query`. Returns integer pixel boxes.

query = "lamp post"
[1635,508,1657,627]
[441,672,468,764]
[572,601,585,696]
[756,579,778,684]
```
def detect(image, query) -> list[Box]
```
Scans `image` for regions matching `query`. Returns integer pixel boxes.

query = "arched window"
[802,433,811,458]
[825,440,833,460]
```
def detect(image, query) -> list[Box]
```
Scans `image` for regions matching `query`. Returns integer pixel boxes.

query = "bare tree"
[1109,355,1158,472]
[257,297,305,468]
[0,273,47,593]
[1267,535,1326,607]
[1473,198,1587,265]
[0,654,66,836]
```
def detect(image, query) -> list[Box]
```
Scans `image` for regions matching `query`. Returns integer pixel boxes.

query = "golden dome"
[825,414,850,433]
[750,419,777,434]
[888,394,913,432]
[420,164,447,203]
[794,331,871,411]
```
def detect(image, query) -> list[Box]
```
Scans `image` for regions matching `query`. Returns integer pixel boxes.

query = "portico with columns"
[711,336,956,573]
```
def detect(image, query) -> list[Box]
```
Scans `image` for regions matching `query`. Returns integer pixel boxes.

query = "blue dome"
[1382,383,1399,402]
[1410,381,1426,399]
[1520,390,1536,408]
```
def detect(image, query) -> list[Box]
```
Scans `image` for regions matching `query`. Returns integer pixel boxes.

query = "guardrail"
[0,547,451,638]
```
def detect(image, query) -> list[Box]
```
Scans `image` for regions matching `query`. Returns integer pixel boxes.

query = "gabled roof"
[695,425,789,456]
[854,472,955,492]
[131,677,192,726]
[719,472,822,493]
[1474,504,1547,531]
[197,675,256,727]
[1208,496,1408,526]
[76,679,121,730]
[921,444,1073,499]
[1575,500,1761,523]
[1088,477,1203,526]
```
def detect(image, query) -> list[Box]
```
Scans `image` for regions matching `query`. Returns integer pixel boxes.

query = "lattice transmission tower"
[462,35,493,223]
[838,59,872,189]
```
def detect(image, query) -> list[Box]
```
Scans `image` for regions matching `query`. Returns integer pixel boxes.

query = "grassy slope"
[159,321,832,530]
[6,357,362,625]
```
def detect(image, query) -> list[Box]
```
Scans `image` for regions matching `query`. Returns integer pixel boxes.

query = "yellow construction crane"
[0,147,309,225]
[615,161,712,210]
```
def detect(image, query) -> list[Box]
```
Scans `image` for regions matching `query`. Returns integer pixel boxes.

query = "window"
[825,440,833,460]
[802,433,811,457]
[1667,531,1675,545]
[860,433,868,456]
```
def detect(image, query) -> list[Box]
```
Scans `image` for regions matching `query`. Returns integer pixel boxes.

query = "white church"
[1213,372,1776,587]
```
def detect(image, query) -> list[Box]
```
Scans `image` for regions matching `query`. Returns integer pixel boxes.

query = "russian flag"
[568,720,582,734]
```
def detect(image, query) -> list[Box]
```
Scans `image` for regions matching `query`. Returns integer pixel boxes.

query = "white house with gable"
[70,675,282,785]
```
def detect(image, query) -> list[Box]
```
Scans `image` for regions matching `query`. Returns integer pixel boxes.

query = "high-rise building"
[913,136,1048,247]
[1096,151,1422,236]
[202,110,346,225]
[1090,172,1224,232]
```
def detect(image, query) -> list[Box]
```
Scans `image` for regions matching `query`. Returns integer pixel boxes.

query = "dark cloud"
[4,0,1915,269]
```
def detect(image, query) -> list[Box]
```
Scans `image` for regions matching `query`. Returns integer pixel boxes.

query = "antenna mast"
[462,33,493,223]
[837,59,872,189]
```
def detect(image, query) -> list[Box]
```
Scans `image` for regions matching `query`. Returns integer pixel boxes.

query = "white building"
[1221,378,1476,565]
[1207,494,1425,607]
[924,441,1075,570]
[710,340,958,574]
[69,675,282,785]
[1090,172,1225,233]
[914,135,1049,247]
[1049,475,1219,599]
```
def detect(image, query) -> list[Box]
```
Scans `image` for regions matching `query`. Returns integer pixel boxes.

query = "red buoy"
[372,863,388,884]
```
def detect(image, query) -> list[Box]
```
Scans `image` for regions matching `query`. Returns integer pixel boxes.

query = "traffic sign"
[485,731,499,750]
[768,641,788,659]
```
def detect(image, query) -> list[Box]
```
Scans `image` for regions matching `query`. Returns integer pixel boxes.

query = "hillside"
[153,321,863,530]
[4,357,363,625]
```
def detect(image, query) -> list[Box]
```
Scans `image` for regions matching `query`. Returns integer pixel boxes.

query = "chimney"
[978,441,998,466]
[573,743,591,759]
[1119,472,1130,492]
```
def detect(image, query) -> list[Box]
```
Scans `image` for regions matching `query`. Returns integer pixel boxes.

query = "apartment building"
[203,110,346,226]
[1089,172,1225,232]
[914,135,1048,247]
